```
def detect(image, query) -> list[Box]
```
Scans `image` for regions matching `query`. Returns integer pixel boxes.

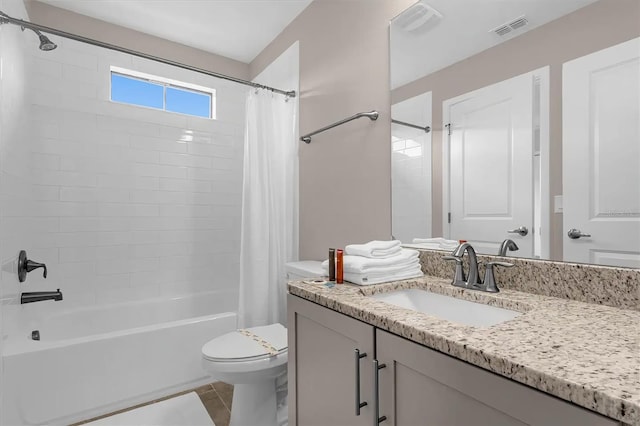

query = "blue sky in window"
[166,87,211,118]
[111,73,212,118]
[111,74,163,109]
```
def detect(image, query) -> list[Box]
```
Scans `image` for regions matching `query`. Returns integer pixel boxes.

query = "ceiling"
[35,0,313,63]
[391,0,599,89]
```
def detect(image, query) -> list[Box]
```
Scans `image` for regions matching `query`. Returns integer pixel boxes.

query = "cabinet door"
[288,294,375,426]
[376,330,618,426]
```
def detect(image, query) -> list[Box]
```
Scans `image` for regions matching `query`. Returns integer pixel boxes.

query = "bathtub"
[2,290,238,425]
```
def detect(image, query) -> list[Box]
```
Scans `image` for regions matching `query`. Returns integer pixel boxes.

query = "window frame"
[109,66,216,119]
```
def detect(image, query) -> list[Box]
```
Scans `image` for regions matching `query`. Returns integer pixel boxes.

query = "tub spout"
[21,289,63,304]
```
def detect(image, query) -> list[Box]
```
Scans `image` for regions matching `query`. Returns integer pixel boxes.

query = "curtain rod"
[391,119,431,133]
[0,11,296,98]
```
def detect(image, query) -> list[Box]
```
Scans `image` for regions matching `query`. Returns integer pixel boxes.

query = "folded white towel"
[403,243,442,250]
[412,237,459,246]
[322,248,419,274]
[344,240,402,258]
[407,237,459,251]
[323,257,420,275]
[403,243,460,251]
[345,265,424,286]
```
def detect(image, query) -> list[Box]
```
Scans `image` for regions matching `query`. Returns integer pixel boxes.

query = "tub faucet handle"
[18,250,48,282]
[26,260,47,278]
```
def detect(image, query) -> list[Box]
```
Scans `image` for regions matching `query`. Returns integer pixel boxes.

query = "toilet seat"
[202,323,288,381]
[202,323,288,363]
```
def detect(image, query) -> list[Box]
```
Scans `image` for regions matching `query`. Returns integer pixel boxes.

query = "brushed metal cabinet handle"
[373,359,387,425]
[355,349,368,416]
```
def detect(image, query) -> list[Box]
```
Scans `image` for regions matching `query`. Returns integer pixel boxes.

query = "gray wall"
[27,1,250,80]
[391,0,640,260]
[251,0,415,260]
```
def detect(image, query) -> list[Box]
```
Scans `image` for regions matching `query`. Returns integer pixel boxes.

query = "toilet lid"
[202,323,288,362]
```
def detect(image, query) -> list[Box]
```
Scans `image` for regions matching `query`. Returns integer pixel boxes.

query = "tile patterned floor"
[73,382,233,426]
[196,382,234,426]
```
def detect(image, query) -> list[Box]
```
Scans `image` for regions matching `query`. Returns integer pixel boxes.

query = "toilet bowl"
[202,323,288,426]
[201,261,324,426]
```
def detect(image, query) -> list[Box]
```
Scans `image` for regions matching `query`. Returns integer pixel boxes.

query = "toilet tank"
[285,261,325,280]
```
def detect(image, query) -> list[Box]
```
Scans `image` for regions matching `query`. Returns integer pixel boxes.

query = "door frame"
[441,67,550,258]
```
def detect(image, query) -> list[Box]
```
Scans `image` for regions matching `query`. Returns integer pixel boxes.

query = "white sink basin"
[370,288,521,327]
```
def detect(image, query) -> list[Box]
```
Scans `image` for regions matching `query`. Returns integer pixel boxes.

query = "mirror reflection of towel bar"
[391,119,431,133]
[301,111,379,143]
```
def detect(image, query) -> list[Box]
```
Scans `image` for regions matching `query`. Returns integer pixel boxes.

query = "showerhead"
[0,10,57,51]
[36,32,57,51]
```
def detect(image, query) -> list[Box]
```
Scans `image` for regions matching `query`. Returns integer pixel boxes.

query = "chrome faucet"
[444,243,481,289]
[498,239,519,256]
[444,243,513,293]
[21,289,63,304]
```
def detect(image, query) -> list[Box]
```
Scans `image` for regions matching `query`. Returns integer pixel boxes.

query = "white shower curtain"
[238,89,298,328]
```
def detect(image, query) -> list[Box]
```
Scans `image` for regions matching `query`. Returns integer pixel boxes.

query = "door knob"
[567,228,591,239]
[18,250,48,283]
[507,226,528,237]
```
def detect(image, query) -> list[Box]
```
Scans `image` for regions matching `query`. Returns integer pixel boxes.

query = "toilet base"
[230,380,277,426]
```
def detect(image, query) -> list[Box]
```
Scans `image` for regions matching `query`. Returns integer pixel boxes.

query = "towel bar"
[301,110,379,143]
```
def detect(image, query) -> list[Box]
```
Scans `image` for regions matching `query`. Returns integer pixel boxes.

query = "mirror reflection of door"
[443,70,549,258]
[563,37,640,268]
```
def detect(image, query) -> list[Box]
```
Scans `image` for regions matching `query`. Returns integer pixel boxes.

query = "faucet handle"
[485,261,514,268]
[482,261,514,293]
[443,256,466,286]
[18,250,48,282]
[26,260,47,278]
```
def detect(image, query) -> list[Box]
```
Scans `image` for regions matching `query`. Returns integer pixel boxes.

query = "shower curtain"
[238,89,298,328]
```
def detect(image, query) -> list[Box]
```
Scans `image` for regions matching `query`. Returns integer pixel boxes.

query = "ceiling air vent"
[490,15,529,37]
[394,1,442,33]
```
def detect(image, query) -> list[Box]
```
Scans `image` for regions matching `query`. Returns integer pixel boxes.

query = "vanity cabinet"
[376,329,618,426]
[288,294,620,426]
[287,294,375,426]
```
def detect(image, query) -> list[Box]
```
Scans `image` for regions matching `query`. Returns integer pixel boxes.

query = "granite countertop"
[288,276,640,425]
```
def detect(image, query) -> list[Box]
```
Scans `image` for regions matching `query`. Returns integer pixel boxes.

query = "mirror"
[390,0,640,268]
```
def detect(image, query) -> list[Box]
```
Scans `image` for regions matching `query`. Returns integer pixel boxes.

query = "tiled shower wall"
[0,0,34,406]
[4,34,247,308]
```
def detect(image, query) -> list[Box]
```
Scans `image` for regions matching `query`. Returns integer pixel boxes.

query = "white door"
[563,37,640,268]
[445,73,535,257]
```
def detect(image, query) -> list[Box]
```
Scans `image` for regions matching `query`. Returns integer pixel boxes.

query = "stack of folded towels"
[322,240,423,285]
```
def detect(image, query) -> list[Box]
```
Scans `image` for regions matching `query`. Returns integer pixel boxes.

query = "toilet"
[201,261,324,426]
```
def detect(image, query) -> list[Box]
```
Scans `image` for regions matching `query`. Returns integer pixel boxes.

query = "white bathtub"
[2,290,238,425]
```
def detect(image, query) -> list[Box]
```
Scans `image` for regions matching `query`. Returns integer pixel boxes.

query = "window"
[110,66,216,119]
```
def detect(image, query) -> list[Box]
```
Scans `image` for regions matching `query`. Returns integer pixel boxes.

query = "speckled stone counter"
[288,276,640,425]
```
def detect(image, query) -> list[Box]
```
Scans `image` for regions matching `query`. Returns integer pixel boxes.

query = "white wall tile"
[158,152,212,168]
[33,185,61,201]
[31,57,63,79]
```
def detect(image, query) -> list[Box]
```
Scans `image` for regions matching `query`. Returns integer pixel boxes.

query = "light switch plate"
[554,195,563,213]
